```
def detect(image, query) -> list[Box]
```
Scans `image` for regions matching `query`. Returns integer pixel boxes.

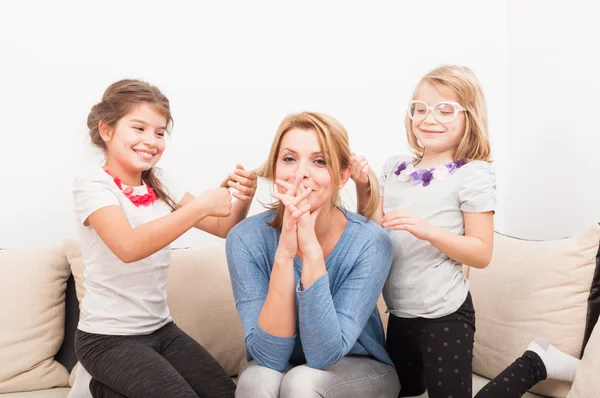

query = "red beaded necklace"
[105,169,157,207]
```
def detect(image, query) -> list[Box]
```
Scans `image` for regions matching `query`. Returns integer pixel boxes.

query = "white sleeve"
[72,171,120,226]
[458,161,497,213]
[379,154,410,195]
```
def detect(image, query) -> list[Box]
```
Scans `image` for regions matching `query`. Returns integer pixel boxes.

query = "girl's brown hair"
[87,79,178,210]
[406,65,492,162]
[255,112,380,229]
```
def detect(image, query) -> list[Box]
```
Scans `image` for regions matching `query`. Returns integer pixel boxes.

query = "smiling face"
[258,112,356,229]
[411,82,466,158]
[100,103,167,180]
[275,128,335,212]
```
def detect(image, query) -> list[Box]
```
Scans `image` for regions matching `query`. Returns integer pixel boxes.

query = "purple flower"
[394,161,408,176]
[421,169,434,186]
[445,162,457,174]
[409,169,434,186]
[396,158,467,187]
[446,159,468,174]
[455,158,467,168]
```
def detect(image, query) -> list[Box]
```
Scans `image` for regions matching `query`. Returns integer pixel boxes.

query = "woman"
[225,112,400,397]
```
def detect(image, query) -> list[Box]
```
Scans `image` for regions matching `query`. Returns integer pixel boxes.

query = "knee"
[236,364,283,398]
[279,366,321,398]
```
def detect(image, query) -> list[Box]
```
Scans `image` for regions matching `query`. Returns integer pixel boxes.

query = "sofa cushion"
[64,239,246,382]
[0,248,71,393]
[568,320,600,397]
[468,224,600,398]
[166,242,247,375]
[0,388,71,397]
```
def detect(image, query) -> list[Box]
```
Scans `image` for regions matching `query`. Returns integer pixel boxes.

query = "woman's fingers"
[272,183,312,207]
[275,174,303,195]
[292,204,311,219]
[271,191,301,213]
[275,178,292,191]
[296,185,312,204]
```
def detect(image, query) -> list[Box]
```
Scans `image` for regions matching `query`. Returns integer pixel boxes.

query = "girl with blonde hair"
[354,65,495,397]
[353,65,580,397]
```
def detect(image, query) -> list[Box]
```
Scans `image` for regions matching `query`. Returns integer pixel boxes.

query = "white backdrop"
[505,0,600,239]
[0,1,508,249]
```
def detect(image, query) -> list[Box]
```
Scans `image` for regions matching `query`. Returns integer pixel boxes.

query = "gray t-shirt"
[380,155,496,318]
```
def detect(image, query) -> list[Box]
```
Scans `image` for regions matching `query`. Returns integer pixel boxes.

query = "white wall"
[0,1,507,249]
[504,0,600,239]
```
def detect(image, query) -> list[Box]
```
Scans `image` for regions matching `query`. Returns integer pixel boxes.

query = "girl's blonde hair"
[87,79,178,210]
[406,65,491,162]
[256,112,380,229]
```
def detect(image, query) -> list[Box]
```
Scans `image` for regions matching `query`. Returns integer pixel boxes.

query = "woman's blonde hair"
[406,65,491,162]
[255,112,380,229]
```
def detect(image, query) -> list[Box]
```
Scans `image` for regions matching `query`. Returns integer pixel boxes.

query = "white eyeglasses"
[407,100,466,123]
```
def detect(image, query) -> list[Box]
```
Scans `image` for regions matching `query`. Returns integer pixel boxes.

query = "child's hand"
[382,209,436,241]
[226,164,257,203]
[197,187,233,217]
[350,153,370,185]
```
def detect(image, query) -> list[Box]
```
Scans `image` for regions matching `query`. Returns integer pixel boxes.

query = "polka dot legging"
[386,293,547,398]
[475,351,547,397]
[386,293,478,397]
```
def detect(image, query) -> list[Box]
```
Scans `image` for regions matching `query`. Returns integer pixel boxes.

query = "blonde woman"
[226,112,400,397]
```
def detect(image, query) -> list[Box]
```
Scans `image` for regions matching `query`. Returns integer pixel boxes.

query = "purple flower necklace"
[393,158,467,187]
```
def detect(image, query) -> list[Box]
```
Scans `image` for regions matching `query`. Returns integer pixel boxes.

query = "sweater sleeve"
[296,230,392,369]
[225,232,295,372]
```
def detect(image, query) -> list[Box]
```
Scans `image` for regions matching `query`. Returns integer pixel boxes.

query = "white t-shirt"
[380,155,496,319]
[72,167,185,335]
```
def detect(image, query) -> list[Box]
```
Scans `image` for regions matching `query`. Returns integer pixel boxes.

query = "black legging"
[386,293,477,397]
[386,293,547,398]
[475,351,547,397]
[75,322,236,398]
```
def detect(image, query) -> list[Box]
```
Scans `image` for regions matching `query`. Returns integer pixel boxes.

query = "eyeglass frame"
[407,100,467,123]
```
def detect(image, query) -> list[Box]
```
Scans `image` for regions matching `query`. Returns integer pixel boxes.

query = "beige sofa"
[1,224,599,397]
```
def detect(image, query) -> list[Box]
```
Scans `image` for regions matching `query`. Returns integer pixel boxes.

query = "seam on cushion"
[493,231,569,242]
